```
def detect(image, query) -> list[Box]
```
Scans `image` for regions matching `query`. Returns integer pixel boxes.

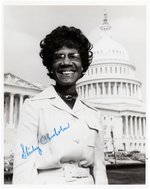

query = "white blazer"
[13,85,108,184]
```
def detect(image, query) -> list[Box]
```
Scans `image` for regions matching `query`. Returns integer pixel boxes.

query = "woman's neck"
[55,84,77,96]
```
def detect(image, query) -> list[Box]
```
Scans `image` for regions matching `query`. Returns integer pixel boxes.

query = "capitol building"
[4,14,146,156]
[76,14,146,153]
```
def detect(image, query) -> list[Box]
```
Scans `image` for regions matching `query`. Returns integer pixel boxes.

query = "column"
[139,85,142,99]
[82,85,84,98]
[135,85,138,98]
[80,86,82,98]
[87,85,89,98]
[4,94,8,127]
[77,87,80,96]
[84,85,86,99]
[91,83,94,97]
[141,118,144,138]
[113,82,116,96]
[9,93,14,128]
[94,83,97,96]
[137,85,140,99]
[139,117,142,138]
[130,83,133,97]
[97,83,100,97]
[133,116,135,138]
[127,83,130,97]
[117,83,120,96]
[114,82,117,96]
[133,84,135,97]
[79,86,82,96]
[115,82,118,96]
[122,83,124,97]
[104,82,106,96]
[120,82,123,97]
[86,84,89,98]
[85,85,87,99]
[100,83,103,95]
[130,116,133,137]
[132,84,135,97]
[108,82,111,96]
[92,84,95,97]
[88,84,91,98]
[122,116,126,136]
[125,115,129,137]
[143,117,146,138]
[19,94,24,118]
[125,83,128,97]
[135,117,138,138]
[128,116,131,136]
[102,82,105,96]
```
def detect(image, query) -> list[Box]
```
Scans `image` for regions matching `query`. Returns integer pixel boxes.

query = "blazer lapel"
[31,85,86,119]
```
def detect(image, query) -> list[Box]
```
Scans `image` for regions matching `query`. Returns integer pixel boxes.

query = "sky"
[3,4,146,100]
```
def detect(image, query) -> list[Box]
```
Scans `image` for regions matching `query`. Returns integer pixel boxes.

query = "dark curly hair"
[39,26,93,79]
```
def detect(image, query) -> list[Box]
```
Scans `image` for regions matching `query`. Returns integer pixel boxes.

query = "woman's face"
[51,47,82,87]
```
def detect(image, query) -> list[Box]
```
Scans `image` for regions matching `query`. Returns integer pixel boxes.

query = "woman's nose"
[62,55,72,65]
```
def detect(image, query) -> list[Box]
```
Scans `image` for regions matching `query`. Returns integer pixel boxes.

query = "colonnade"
[122,115,146,138]
[4,92,30,128]
[86,65,135,77]
[77,81,142,99]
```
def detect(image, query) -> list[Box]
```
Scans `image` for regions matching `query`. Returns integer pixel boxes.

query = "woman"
[13,26,108,184]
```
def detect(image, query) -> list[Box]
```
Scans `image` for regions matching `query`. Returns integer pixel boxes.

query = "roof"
[4,73,43,90]
[92,34,130,65]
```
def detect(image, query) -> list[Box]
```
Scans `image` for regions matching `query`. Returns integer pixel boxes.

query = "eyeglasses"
[53,53,81,63]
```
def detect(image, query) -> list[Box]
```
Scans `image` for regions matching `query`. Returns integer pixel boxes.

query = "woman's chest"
[37,107,98,159]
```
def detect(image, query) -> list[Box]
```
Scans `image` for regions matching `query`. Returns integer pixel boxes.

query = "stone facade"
[4,73,43,156]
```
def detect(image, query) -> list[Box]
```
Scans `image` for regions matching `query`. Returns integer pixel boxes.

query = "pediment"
[4,73,42,90]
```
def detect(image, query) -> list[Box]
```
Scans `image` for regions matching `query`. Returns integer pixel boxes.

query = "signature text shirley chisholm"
[21,123,71,159]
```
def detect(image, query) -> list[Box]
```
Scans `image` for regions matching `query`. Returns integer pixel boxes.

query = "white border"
[1,1,149,189]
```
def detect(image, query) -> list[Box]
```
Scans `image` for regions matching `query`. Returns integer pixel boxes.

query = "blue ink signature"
[39,123,71,145]
[21,144,42,159]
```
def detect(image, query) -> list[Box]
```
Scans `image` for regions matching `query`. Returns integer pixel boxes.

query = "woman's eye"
[53,54,64,61]
[69,53,80,60]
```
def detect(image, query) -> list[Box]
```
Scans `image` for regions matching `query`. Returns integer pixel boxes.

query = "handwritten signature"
[21,123,71,159]
[21,144,42,159]
[39,122,71,145]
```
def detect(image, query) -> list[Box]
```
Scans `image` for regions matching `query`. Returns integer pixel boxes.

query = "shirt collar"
[31,85,86,115]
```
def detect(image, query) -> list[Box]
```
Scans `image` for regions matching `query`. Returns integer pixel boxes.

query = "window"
[115,67,117,73]
[110,67,112,73]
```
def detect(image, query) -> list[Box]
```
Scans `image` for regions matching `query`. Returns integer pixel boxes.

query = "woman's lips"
[58,70,76,75]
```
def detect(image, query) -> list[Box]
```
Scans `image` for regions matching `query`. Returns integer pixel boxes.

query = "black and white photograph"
[2,1,147,186]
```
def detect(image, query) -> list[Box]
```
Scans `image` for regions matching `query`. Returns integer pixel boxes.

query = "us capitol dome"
[76,13,146,153]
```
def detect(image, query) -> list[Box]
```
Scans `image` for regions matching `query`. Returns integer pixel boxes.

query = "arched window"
[96,68,98,74]
[100,67,102,73]
[115,67,117,73]
[120,67,122,74]
[110,67,112,73]
[123,143,126,151]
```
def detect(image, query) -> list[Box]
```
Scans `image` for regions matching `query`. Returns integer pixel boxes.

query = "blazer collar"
[31,85,57,100]
[31,85,86,116]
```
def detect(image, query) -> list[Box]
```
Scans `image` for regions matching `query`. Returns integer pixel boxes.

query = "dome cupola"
[92,13,130,65]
